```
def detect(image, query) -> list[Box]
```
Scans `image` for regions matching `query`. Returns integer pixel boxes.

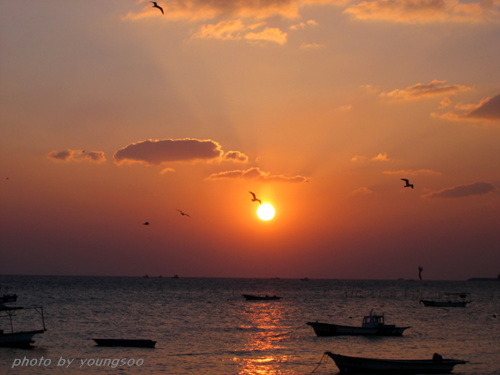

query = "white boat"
[307,310,410,336]
[325,352,467,374]
[420,292,471,307]
[0,305,46,347]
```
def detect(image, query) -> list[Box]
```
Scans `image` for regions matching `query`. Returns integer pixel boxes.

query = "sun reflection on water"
[235,301,292,374]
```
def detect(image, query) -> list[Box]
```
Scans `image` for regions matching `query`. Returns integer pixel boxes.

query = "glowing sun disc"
[257,203,275,221]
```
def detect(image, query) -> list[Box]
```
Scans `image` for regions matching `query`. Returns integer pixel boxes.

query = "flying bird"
[249,191,261,205]
[177,209,191,217]
[143,222,150,226]
[401,178,414,189]
[150,1,164,14]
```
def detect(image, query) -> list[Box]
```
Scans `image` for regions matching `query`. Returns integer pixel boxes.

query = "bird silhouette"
[143,222,150,226]
[401,178,414,189]
[177,209,191,218]
[150,1,164,14]
[249,191,262,204]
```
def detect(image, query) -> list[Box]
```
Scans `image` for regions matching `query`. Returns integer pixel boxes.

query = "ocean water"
[0,276,499,374]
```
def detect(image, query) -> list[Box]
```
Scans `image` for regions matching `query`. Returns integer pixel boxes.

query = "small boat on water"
[93,339,156,348]
[0,305,47,348]
[325,352,467,374]
[420,292,471,307]
[242,294,281,301]
[307,310,410,336]
[0,294,18,304]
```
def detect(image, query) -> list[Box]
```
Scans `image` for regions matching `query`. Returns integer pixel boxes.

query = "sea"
[0,276,499,374]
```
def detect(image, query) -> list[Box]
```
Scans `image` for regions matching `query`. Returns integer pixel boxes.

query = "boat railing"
[0,305,46,334]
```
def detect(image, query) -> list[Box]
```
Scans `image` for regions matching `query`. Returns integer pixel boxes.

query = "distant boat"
[307,310,410,336]
[242,294,281,301]
[325,352,467,374]
[93,339,156,348]
[0,305,47,348]
[420,292,471,307]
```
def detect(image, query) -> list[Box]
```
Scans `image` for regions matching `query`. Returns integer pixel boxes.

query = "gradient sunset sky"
[1,0,499,279]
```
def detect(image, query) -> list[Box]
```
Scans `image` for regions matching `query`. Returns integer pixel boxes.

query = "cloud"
[351,186,373,195]
[193,20,287,45]
[465,94,500,120]
[160,167,176,174]
[352,152,390,162]
[193,19,261,40]
[337,104,353,111]
[113,138,224,165]
[223,151,249,163]
[432,94,500,122]
[290,19,319,30]
[245,26,288,45]
[123,0,348,22]
[207,167,307,182]
[371,153,390,161]
[300,42,325,49]
[383,169,441,176]
[425,182,496,198]
[380,80,471,101]
[344,0,500,24]
[47,149,106,163]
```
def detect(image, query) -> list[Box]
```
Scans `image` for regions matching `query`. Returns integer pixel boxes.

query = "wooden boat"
[0,305,46,347]
[242,294,281,301]
[325,352,467,374]
[93,339,156,348]
[420,293,471,307]
[307,310,410,336]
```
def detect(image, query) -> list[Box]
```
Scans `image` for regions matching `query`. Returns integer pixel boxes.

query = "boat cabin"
[361,310,385,328]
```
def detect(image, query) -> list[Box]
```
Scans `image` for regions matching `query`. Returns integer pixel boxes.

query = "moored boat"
[307,310,410,336]
[93,338,156,348]
[420,292,471,307]
[325,352,467,374]
[0,294,18,304]
[0,305,46,348]
[242,294,281,301]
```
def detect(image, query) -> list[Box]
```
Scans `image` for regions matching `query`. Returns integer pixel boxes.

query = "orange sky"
[1,0,499,279]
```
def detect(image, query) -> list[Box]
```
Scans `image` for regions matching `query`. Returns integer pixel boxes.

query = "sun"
[257,203,275,221]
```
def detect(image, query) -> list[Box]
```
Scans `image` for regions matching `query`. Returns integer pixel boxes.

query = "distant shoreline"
[1,274,499,281]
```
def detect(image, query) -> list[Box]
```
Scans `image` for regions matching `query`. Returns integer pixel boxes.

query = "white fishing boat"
[307,310,410,336]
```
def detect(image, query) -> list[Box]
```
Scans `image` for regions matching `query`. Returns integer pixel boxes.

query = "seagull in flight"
[177,209,191,218]
[401,178,414,189]
[150,1,164,14]
[249,191,262,204]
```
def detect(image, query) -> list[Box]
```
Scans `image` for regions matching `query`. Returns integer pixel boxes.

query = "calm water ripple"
[0,276,498,374]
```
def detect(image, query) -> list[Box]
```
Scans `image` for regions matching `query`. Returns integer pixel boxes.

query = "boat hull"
[93,339,156,348]
[420,300,469,307]
[242,294,281,301]
[307,322,409,336]
[325,352,467,374]
[0,294,18,304]
[0,330,45,348]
